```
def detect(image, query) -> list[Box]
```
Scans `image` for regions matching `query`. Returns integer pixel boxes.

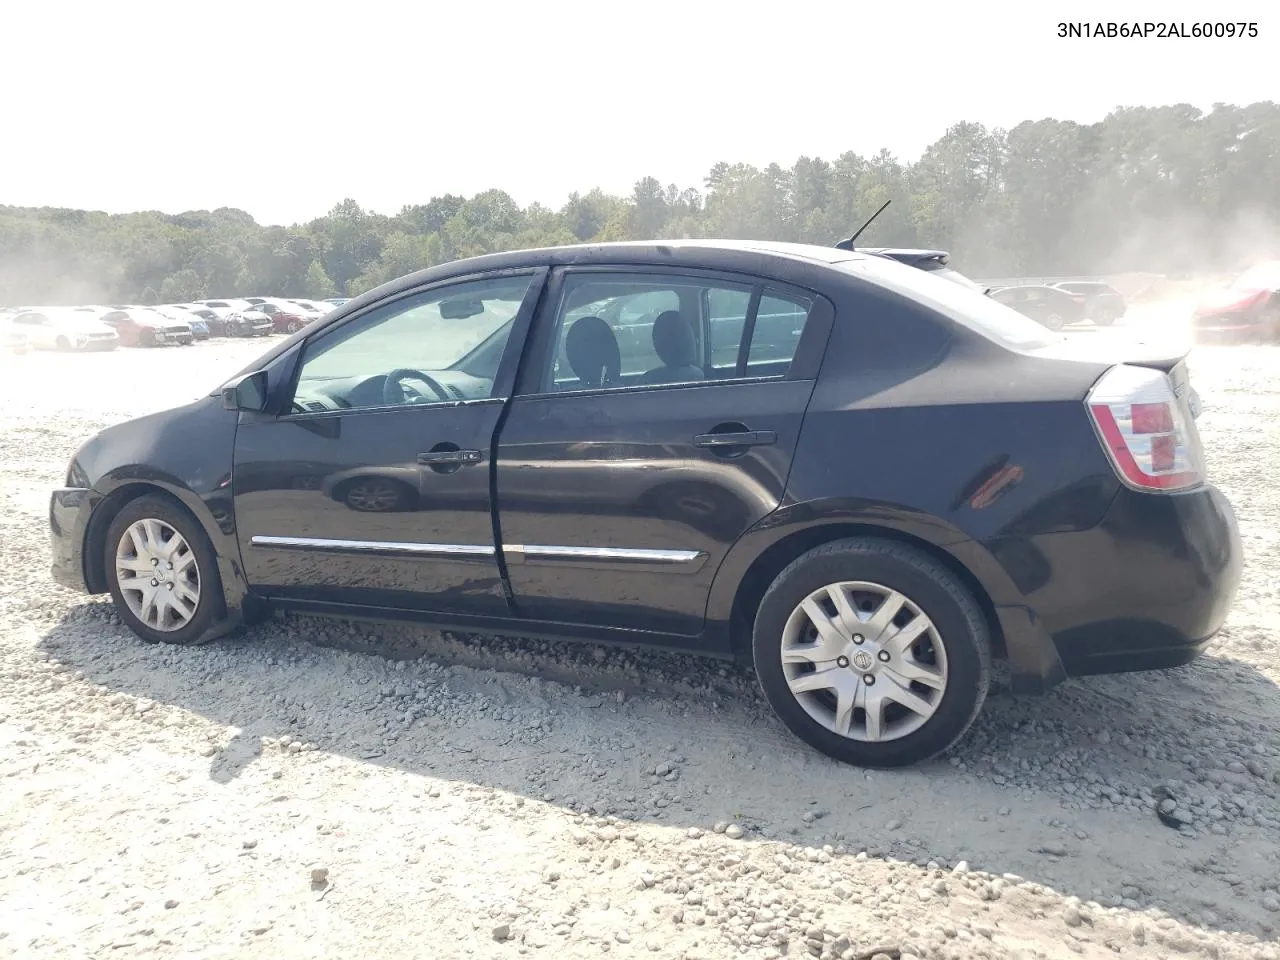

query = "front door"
[233,270,542,617]
[493,266,832,640]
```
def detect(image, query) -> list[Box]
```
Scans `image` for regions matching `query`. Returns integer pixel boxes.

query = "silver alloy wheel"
[115,518,201,632]
[779,581,948,742]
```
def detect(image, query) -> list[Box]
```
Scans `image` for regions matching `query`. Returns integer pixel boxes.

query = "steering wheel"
[383,368,452,405]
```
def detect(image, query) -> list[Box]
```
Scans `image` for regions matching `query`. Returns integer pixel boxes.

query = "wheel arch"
[717,521,1011,667]
[83,480,234,623]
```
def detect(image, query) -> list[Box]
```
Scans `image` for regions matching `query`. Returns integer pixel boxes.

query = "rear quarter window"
[838,257,1058,352]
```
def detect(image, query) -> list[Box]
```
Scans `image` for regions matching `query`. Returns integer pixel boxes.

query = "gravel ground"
[2,310,1279,960]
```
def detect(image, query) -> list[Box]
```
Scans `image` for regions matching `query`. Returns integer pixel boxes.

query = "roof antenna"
[834,199,891,251]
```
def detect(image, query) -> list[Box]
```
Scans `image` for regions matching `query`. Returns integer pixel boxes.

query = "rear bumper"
[1004,484,1241,680]
[50,487,93,593]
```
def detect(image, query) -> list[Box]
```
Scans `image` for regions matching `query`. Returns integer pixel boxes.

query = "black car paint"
[52,241,1241,694]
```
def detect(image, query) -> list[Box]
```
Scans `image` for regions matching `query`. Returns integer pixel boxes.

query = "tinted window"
[292,274,531,410]
[842,258,1058,351]
[542,273,813,393]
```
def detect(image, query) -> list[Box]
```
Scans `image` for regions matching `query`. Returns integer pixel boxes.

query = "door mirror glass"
[221,370,269,412]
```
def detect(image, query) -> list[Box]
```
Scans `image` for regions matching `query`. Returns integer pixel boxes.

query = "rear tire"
[1092,306,1116,326]
[1042,312,1066,331]
[56,336,71,351]
[104,494,224,646]
[752,537,991,768]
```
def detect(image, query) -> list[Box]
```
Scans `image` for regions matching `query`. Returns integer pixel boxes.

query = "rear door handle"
[693,430,777,448]
[417,449,482,465]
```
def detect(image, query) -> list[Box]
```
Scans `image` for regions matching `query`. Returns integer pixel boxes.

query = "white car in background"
[8,309,120,351]
[2,318,31,354]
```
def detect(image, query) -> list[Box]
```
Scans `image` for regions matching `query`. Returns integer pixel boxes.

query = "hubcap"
[779,581,948,742]
[115,519,201,632]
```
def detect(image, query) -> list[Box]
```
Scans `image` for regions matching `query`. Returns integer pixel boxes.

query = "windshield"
[839,256,1059,351]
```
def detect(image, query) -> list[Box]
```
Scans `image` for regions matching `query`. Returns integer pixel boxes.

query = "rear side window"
[541,272,815,393]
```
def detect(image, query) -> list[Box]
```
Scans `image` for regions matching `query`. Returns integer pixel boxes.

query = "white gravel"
[2,316,1280,960]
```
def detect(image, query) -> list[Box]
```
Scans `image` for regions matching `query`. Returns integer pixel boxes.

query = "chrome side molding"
[250,536,706,572]
[250,536,495,558]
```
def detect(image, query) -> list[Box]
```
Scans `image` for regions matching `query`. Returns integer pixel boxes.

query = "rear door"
[493,266,833,640]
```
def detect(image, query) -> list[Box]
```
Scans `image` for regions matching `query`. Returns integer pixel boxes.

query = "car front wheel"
[752,537,991,768]
[104,494,223,645]
[1091,306,1116,326]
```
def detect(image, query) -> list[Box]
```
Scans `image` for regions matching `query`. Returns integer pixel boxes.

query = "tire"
[285,319,301,334]
[752,537,991,768]
[1042,312,1066,331]
[104,494,224,646]
[56,336,71,351]
[1091,306,1116,327]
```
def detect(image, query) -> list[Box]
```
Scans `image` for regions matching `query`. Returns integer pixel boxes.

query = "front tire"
[104,494,223,645]
[1092,306,1116,326]
[1042,311,1066,331]
[752,537,991,768]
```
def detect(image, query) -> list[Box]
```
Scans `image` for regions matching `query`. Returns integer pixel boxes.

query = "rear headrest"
[564,316,620,387]
[651,311,697,367]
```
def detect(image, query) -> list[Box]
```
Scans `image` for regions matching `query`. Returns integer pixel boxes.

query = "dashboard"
[290,369,494,414]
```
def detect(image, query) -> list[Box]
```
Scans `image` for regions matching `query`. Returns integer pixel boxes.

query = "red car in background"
[1192,262,1280,342]
[250,299,320,334]
[99,308,194,347]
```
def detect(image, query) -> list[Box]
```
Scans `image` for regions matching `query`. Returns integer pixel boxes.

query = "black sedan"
[1052,281,1127,326]
[49,240,1241,767]
[988,284,1088,330]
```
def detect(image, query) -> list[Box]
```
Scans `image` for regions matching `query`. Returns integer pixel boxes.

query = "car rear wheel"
[56,336,71,351]
[1042,311,1066,331]
[1091,306,1116,326]
[104,495,223,646]
[752,537,991,767]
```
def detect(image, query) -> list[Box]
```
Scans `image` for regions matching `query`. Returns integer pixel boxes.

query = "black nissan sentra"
[49,241,1242,767]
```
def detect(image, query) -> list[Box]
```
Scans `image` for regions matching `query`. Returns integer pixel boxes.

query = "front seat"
[564,316,620,388]
[641,311,704,385]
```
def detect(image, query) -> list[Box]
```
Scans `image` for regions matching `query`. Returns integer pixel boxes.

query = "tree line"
[2,101,1278,305]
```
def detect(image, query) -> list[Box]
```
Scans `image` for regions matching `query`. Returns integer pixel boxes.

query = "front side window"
[290,274,532,413]
[542,272,814,393]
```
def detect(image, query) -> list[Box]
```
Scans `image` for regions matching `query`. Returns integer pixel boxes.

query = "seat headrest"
[564,316,620,387]
[651,311,697,367]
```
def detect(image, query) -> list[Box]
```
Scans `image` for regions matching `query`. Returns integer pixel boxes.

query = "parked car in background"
[988,284,1085,330]
[1051,281,1126,326]
[50,240,1240,768]
[99,308,194,347]
[2,317,31,353]
[200,299,255,321]
[287,298,335,315]
[188,303,272,338]
[252,299,319,334]
[155,306,209,340]
[10,309,119,350]
[1192,262,1280,342]
[323,297,350,306]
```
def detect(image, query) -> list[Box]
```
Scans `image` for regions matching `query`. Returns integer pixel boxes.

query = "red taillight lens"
[1130,402,1174,434]
[1086,364,1206,493]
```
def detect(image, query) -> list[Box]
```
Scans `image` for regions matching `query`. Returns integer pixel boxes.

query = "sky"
[3,0,1277,226]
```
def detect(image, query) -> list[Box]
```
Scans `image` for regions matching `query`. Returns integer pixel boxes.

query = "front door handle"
[417,449,482,465]
[692,430,777,448]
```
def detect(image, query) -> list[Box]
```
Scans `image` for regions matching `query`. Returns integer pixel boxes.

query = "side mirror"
[221,370,269,412]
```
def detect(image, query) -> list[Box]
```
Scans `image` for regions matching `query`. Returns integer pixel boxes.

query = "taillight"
[1086,363,1206,492]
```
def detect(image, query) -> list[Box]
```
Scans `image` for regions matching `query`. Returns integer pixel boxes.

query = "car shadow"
[36,600,1280,943]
